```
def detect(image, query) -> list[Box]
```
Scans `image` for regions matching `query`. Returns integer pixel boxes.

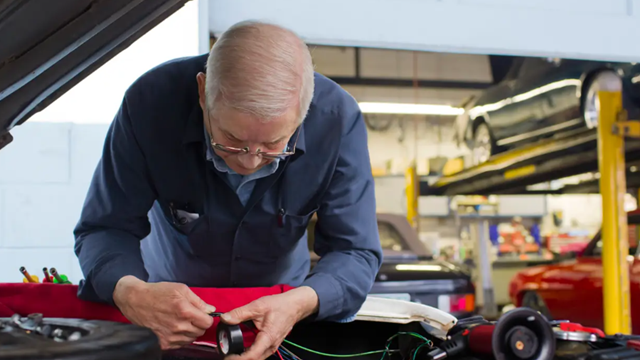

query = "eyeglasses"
[205,109,300,160]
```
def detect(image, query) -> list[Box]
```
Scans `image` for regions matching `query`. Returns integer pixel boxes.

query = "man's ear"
[196,72,207,110]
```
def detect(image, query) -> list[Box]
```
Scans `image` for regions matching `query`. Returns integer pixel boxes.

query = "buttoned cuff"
[301,273,344,321]
[79,257,148,307]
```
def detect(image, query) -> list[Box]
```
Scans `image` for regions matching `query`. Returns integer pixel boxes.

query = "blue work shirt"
[73,54,383,322]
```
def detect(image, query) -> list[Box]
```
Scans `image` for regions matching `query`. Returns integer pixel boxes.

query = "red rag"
[0,282,294,347]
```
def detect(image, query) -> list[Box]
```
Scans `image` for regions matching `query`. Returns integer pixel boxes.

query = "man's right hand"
[113,275,216,350]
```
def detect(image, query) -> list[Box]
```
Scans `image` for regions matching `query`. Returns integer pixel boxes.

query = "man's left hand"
[220,286,319,360]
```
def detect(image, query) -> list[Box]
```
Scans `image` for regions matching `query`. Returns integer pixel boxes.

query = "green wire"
[282,339,393,358]
[281,332,432,359]
[411,342,431,360]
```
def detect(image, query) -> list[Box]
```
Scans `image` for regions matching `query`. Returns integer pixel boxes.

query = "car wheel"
[521,291,553,320]
[471,122,494,166]
[583,80,600,129]
[583,70,621,129]
[0,313,161,360]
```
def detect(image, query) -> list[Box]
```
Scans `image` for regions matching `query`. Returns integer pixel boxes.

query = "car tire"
[0,314,161,360]
[470,122,495,166]
[582,70,621,130]
[583,78,600,129]
[521,291,553,321]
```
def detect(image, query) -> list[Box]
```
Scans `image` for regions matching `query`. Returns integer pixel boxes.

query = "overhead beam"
[209,0,640,63]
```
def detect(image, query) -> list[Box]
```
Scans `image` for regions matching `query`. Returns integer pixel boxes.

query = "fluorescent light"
[395,264,443,271]
[359,102,464,116]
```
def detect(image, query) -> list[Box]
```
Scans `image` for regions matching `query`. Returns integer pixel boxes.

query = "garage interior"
[2,0,640,359]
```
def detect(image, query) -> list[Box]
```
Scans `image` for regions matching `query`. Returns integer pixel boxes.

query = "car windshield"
[307,219,410,252]
[378,221,407,252]
[589,214,640,257]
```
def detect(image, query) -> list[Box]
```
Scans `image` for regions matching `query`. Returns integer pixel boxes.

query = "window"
[591,223,639,257]
[378,221,408,252]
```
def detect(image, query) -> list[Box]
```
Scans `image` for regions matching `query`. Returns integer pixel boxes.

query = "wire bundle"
[276,332,433,360]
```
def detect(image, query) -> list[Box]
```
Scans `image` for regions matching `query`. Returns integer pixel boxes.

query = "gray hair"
[205,21,315,124]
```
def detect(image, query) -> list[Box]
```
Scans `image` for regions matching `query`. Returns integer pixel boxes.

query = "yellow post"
[405,164,418,229]
[596,73,632,335]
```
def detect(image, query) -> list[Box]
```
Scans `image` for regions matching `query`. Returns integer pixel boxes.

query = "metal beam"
[209,0,640,63]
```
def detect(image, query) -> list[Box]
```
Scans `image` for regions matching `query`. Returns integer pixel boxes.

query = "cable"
[281,332,432,359]
[283,339,397,358]
[280,345,303,360]
[279,346,297,360]
[411,343,431,360]
[278,350,285,360]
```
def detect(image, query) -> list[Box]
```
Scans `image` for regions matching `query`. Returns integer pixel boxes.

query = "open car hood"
[0,0,190,151]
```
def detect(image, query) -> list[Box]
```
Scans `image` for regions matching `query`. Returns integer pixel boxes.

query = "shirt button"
[232,281,238,286]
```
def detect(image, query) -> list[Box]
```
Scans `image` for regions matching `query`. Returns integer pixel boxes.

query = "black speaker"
[491,307,556,360]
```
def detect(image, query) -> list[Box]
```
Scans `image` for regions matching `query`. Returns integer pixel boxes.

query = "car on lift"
[307,213,476,319]
[454,57,640,166]
[508,210,640,332]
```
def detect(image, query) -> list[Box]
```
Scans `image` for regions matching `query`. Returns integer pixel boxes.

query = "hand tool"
[42,267,53,283]
[19,266,38,283]
[50,267,71,284]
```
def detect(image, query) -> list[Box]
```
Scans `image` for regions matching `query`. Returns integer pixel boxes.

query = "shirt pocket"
[269,206,319,258]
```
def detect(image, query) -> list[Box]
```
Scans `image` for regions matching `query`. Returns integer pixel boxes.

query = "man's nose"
[237,153,262,169]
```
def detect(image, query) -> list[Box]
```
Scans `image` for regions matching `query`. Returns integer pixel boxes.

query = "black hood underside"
[0,0,190,151]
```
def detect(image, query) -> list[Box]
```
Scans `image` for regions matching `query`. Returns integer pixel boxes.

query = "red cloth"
[0,282,294,346]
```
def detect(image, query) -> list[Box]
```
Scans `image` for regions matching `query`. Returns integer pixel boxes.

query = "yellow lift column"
[596,71,636,335]
[405,163,419,230]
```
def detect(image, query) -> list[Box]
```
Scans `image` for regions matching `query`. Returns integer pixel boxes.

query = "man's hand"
[221,286,319,360]
[113,276,216,350]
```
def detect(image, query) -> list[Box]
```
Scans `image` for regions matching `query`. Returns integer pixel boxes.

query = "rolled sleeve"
[302,96,383,321]
[74,94,157,305]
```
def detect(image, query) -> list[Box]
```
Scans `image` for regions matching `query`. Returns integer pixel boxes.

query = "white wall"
[310,46,486,170]
[0,1,202,284]
[544,194,604,235]
[210,0,640,63]
[364,116,466,170]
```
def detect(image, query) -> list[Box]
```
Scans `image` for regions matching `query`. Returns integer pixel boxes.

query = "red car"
[509,211,640,331]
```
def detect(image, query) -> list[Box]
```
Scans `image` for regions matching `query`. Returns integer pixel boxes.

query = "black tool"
[424,308,555,360]
[210,312,257,356]
[217,322,247,356]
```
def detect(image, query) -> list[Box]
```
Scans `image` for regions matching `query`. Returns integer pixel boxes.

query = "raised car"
[508,210,640,331]
[308,213,476,318]
[454,57,640,166]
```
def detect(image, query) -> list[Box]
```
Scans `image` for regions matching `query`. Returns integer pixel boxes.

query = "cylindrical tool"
[50,268,70,284]
[19,266,38,283]
[42,267,52,283]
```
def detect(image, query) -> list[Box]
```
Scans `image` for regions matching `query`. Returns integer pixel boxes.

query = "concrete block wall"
[0,0,201,285]
[0,123,110,284]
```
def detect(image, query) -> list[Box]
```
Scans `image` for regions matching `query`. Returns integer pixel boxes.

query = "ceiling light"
[395,264,443,271]
[359,102,464,116]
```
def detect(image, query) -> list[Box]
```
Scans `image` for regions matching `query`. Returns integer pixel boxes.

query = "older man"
[74,21,382,358]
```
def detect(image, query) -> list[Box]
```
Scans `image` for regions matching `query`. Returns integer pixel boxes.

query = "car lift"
[408,70,640,335]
